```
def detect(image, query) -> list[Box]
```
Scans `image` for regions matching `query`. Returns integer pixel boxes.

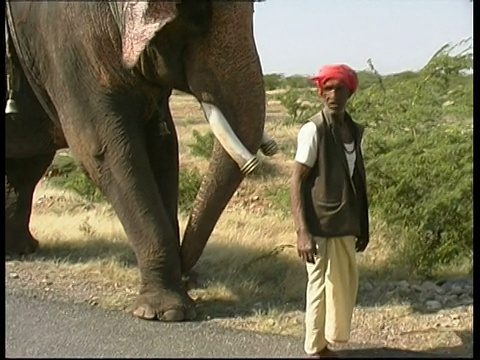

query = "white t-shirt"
[294,121,357,178]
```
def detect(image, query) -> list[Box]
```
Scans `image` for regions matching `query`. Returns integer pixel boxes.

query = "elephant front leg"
[134,101,196,320]
[5,152,55,256]
[59,97,195,322]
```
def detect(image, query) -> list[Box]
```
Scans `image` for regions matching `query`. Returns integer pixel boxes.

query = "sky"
[253,0,473,76]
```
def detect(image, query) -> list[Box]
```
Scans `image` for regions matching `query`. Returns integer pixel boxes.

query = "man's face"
[319,79,351,115]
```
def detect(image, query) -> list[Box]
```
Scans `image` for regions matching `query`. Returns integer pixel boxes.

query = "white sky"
[253,0,473,76]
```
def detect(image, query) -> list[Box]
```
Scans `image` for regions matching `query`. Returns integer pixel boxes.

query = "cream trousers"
[304,235,359,355]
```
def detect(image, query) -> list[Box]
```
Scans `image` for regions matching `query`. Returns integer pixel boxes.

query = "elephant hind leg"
[144,97,179,243]
[5,152,55,255]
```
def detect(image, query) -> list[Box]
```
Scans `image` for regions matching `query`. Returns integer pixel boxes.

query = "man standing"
[290,64,370,358]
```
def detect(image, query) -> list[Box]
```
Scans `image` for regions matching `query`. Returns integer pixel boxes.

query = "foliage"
[313,40,473,276]
[284,75,312,89]
[356,70,387,91]
[178,168,203,214]
[62,173,107,203]
[263,73,319,91]
[276,88,321,126]
[47,154,78,177]
[187,130,214,159]
[47,155,106,203]
[263,73,286,91]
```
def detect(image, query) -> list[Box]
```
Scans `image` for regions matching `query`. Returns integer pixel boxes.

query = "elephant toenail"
[162,309,184,322]
[133,306,156,320]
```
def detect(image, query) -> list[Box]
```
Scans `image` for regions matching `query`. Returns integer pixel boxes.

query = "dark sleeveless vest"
[302,110,370,240]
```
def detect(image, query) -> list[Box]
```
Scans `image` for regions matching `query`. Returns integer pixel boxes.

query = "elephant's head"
[118,0,276,273]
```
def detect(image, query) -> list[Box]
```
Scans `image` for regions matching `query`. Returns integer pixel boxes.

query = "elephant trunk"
[180,144,244,274]
[179,2,269,273]
[181,85,267,273]
[180,84,266,272]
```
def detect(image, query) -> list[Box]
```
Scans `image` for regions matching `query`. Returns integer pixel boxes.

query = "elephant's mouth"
[200,102,277,174]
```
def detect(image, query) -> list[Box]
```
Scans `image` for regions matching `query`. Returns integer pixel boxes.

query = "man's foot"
[306,346,338,358]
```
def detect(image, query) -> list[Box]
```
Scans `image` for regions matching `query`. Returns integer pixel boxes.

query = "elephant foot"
[6,233,39,256]
[132,287,197,322]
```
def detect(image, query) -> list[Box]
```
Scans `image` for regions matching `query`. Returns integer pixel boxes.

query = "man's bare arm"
[290,162,317,263]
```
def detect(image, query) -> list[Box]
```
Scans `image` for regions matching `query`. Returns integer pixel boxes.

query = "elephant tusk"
[201,102,259,175]
[259,132,278,157]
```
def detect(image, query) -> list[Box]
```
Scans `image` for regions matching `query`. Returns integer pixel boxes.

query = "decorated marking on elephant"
[5,0,276,322]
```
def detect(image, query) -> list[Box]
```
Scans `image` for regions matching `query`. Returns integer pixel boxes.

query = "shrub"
[47,155,107,203]
[178,167,203,214]
[354,40,473,277]
[46,154,78,177]
[188,130,214,159]
[283,75,312,89]
[62,172,107,203]
[277,88,321,126]
[263,73,285,91]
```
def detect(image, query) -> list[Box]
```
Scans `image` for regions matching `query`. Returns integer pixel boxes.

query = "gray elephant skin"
[5,0,277,322]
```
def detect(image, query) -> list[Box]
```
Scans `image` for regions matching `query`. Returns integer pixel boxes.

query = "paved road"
[6,289,446,358]
[6,289,304,358]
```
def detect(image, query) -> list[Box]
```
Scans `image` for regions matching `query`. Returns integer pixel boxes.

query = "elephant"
[5,0,278,322]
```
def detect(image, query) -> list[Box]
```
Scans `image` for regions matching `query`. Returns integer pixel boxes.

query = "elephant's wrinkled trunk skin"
[180,3,265,273]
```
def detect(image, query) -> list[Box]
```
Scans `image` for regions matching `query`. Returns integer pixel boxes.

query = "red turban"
[310,64,358,94]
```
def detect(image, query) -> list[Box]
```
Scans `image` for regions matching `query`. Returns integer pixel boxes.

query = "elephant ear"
[121,1,180,68]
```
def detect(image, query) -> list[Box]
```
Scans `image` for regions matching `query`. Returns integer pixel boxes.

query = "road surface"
[6,289,443,358]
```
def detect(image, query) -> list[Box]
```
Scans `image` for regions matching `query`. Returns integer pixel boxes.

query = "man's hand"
[355,236,369,252]
[297,231,317,264]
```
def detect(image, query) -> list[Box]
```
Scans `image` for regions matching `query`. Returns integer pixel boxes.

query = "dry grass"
[5,93,472,356]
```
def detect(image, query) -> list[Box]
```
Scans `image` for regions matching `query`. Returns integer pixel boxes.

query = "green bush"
[178,167,203,213]
[263,73,286,91]
[47,155,106,203]
[188,130,214,159]
[283,75,312,89]
[63,173,106,203]
[277,88,321,126]
[353,41,472,277]
[366,122,472,277]
[47,154,78,177]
